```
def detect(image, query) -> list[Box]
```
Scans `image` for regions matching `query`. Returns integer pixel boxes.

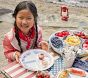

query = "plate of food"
[49,30,88,56]
[19,49,54,71]
[73,31,88,56]
[49,30,71,54]
[57,68,88,78]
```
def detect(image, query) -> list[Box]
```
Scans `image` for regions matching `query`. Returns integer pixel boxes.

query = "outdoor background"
[0,0,88,70]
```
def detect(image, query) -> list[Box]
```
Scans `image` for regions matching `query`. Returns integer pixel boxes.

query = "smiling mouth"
[22,25,29,28]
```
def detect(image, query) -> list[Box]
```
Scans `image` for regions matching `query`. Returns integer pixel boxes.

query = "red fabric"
[18,26,35,49]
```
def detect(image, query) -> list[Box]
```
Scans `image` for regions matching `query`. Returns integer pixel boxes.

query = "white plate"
[49,30,71,55]
[57,68,88,78]
[19,49,54,71]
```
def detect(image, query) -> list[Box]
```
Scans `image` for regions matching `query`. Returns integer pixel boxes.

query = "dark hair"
[13,1,38,53]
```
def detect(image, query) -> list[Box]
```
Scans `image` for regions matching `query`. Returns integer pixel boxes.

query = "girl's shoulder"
[37,25,42,32]
[5,28,15,41]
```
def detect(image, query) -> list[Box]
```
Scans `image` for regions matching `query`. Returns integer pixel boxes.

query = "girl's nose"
[22,19,27,25]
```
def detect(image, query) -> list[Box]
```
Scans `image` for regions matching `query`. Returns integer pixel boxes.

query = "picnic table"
[0,48,60,78]
[0,48,88,78]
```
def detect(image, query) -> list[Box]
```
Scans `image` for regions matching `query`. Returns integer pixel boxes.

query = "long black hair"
[12,1,38,53]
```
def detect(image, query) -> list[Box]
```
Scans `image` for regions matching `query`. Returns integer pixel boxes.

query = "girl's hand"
[15,51,21,62]
[38,41,49,51]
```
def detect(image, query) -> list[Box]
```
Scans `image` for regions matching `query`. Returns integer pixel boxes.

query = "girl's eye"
[18,17,32,20]
[27,17,32,20]
[19,17,24,19]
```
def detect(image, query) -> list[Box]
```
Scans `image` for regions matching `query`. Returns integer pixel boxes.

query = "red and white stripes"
[2,61,36,78]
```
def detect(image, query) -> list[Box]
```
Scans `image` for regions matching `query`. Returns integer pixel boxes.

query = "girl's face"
[16,9,35,35]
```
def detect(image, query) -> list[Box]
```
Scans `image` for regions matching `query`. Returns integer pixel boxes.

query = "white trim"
[10,68,25,77]
[5,64,20,72]
[18,71,34,78]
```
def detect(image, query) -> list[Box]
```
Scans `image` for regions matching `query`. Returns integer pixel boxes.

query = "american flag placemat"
[47,57,64,76]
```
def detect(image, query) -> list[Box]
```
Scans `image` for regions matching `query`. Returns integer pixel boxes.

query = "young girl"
[2,1,48,63]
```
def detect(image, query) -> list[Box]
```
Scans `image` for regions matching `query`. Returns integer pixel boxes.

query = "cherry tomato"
[58,33,64,37]
[83,43,88,50]
[62,31,69,36]
[80,32,85,36]
[81,35,86,39]
[44,71,50,78]
[85,40,88,44]
[36,71,44,78]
